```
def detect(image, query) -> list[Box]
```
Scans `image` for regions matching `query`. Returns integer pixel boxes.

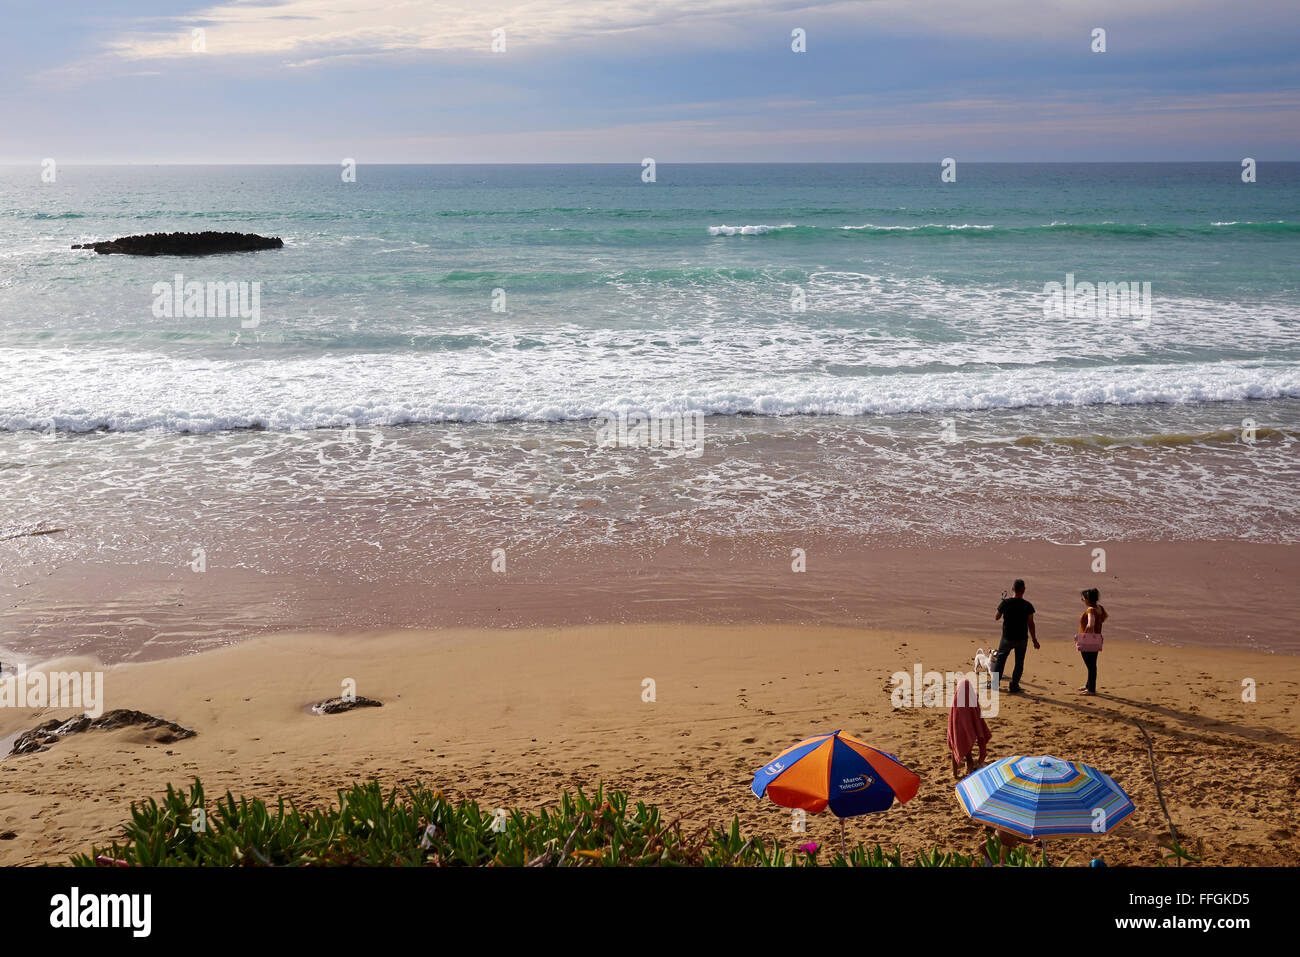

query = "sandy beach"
[2,623,1296,867]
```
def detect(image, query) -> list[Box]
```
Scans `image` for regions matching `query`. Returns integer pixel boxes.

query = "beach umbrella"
[751,730,920,854]
[955,755,1135,858]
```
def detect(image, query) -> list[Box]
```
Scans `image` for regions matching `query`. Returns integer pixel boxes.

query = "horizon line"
[2,159,1297,167]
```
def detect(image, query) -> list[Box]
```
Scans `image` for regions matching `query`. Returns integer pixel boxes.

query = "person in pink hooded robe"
[947,677,991,779]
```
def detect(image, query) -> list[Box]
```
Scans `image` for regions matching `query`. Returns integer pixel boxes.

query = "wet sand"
[4,538,1298,663]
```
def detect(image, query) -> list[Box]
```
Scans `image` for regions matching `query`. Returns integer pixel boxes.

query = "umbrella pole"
[1040,839,1049,865]
[840,819,847,860]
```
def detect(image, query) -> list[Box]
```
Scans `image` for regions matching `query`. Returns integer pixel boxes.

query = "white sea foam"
[839,223,995,231]
[3,347,1298,434]
[707,223,998,235]
[707,224,796,235]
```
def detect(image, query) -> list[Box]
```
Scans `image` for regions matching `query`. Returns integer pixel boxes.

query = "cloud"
[364,88,1300,161]
[98,0,1280,66]
[102,0,846,63]
[33,0,1298,92]
[10,1,1297,161]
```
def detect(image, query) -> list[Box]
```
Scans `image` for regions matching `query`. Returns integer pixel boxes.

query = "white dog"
[973,648,996,676]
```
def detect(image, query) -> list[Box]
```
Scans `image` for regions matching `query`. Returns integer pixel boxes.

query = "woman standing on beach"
[1076,588,1108,695]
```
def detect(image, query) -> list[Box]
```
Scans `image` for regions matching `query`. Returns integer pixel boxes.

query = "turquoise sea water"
[1,164,1298,610]
[1,162,1298,431]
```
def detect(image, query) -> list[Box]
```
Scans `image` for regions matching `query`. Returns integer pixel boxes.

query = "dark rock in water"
[9,709,196,755]
[72,231,283,256]
[311,696,383,715]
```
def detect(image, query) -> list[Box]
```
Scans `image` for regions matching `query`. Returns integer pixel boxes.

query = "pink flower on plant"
[798,841,819,854]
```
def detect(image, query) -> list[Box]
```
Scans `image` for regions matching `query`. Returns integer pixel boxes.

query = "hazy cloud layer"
[2,1,1297,161]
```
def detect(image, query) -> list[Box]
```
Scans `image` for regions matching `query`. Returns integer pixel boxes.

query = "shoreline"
[2,624,1297,866]
[4,539,1298,665]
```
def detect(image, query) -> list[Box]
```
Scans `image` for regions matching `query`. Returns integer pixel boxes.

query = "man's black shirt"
[997,596,1035,643]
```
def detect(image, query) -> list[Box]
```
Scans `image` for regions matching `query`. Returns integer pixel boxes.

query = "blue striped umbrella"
[955,755,1135,839]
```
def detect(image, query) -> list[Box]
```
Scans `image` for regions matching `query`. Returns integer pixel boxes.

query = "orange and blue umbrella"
[955,755,1135,839]
[751,730,920,817]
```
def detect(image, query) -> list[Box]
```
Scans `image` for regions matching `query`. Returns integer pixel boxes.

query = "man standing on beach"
[994,580,1038,694]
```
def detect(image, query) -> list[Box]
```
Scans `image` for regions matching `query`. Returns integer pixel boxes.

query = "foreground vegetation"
[72,779,1050,867]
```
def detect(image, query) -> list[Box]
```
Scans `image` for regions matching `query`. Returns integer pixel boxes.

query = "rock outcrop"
[9,709,196,755]
[311,696,383,715]
[72,231,283,256]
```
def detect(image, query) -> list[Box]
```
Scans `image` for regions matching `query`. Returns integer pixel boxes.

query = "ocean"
[4,163,1299,430]
[2,162,1299,657]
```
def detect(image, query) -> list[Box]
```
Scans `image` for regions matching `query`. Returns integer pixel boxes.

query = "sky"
[1,0,1298,163]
